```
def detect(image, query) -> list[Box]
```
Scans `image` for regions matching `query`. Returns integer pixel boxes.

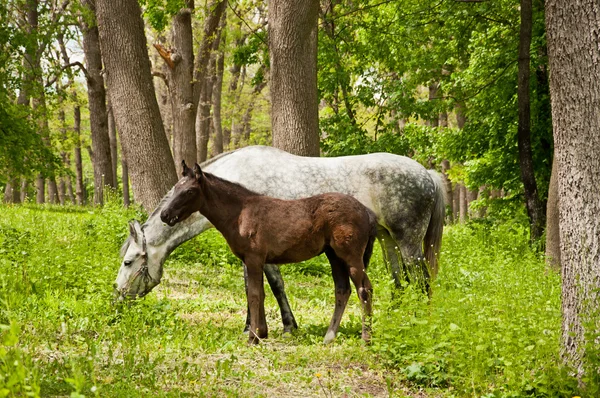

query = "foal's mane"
[148,149,243,220]
[203,172,260,198]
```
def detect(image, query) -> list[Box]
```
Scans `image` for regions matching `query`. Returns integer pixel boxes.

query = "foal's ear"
[181,160,193,178]
[193,163,203,181]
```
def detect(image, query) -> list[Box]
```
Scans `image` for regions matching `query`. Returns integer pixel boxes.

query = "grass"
[0,203,582,397]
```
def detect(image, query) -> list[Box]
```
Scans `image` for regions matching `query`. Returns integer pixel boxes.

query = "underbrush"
[371,220,577,397]
[0,203,585,397]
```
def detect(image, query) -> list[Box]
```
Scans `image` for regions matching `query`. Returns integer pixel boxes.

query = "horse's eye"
[186,189,194,196]
[124,260,132,266]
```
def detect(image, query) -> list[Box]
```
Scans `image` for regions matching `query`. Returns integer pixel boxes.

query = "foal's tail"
[424,170,446,279]
[363,210,379,270]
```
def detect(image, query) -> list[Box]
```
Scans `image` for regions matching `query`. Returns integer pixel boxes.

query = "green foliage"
[0,99,59,182]
[0,202,588,396]
[139,0,185,31]
[371,221,578,396]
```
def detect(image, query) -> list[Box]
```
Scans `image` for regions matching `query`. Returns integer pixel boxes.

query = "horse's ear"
[128,221,138,242]
[128,220,143,245]
[181,160,192,178]
[193,163,203,181]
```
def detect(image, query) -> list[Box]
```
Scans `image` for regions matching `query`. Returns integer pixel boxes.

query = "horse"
[114,145,445,334]
[158,161,378,344]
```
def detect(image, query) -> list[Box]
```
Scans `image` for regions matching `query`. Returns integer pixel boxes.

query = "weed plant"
[0,202,585,397]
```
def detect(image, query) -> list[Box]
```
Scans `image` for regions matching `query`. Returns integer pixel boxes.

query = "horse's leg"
[377,229,407,288]
[323,249,351,344]
[245,259,268,344]
[243,264,251,333]
[346,258,374,343]
[264,263,298,333]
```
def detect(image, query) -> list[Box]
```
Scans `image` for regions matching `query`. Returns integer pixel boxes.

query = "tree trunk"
[546,0,600,377]
[441,159,453,223]
[211,42,225,156]
[96,0,177,212]
[74,106,85,205]
[269,0,320,156]
[196,15,225,162]
[518,0,545,241]
[107,99,118,193]
[545,150,560,271]
[81,0,115,206]
[192,0,227,110]
[459,183,467,223]
[453,182,461,222]
[167,1,197,175]
[3,180,21,203]
[428,82,440,127]
[47,178,59,204]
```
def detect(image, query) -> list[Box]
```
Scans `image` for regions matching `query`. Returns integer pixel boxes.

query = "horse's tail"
[363,210,378,270]
[424,170,446,279]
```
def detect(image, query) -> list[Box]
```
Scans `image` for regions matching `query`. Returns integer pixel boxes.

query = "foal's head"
[161,161,205,227]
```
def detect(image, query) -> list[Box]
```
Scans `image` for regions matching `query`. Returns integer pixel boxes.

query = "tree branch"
[153,43,175,69]
[152,71,169,88]
[45,62,90,87]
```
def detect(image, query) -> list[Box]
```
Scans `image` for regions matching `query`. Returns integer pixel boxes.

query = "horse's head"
[160,160,204,227]
[114,220,162,300]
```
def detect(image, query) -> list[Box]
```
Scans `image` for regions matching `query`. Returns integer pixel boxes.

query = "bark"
[73,106,85,205]
[546,0,600,377]
[453,182,461,222]
[192,0,227,110]
[107,99,118,193]
[81,0,115,206]
[211,42,226,156]
[428,82,440,127]
[269,0,320,156]
[3,181,20,203]
[196,14,225,162]
[518,0,545,241]
[545,151,560,271]
[47,178,59,204]
[459,183,467,223]
[96,0,178,212]
[441,159,453,223]
[166,1,197,175]
[20,180,28,203]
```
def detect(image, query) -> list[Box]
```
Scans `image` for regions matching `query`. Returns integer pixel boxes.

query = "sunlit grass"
[0,204,581,397]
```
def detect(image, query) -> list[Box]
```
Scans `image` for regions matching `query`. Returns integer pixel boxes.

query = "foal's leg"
[323,249,351,344]
[245,259,268,344]
[264,264,298,333]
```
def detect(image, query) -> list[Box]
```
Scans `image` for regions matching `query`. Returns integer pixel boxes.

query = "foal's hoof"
[323,330,336,344]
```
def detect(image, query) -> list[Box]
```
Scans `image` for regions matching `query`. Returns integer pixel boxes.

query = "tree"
[546,0,600,378]
[545,151,560,270]
[96,0,177,211]
[268,0,320,156]
[80,0,115,205]
[517,0,545,241]
[153,0,197,174]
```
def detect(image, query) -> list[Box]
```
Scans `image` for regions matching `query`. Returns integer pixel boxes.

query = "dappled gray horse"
[115,146,445,333]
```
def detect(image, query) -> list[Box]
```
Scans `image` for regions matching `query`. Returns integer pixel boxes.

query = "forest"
[1,0,599,396]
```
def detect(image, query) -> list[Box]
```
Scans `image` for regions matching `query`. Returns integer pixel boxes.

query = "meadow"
[0,203,579,397]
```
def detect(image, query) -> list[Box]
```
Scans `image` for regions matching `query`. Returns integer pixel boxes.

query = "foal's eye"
[124,260,133,266]
[186,189,194,196]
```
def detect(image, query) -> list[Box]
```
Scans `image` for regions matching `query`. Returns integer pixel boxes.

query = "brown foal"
[161,161,378,344]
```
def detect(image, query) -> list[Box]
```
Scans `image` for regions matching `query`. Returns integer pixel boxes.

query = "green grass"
[0,204,581,397]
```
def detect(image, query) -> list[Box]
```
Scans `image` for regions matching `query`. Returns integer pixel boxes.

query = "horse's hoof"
[323,330,336,344]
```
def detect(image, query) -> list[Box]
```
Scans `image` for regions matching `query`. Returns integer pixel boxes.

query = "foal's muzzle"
[160,210,179,227]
